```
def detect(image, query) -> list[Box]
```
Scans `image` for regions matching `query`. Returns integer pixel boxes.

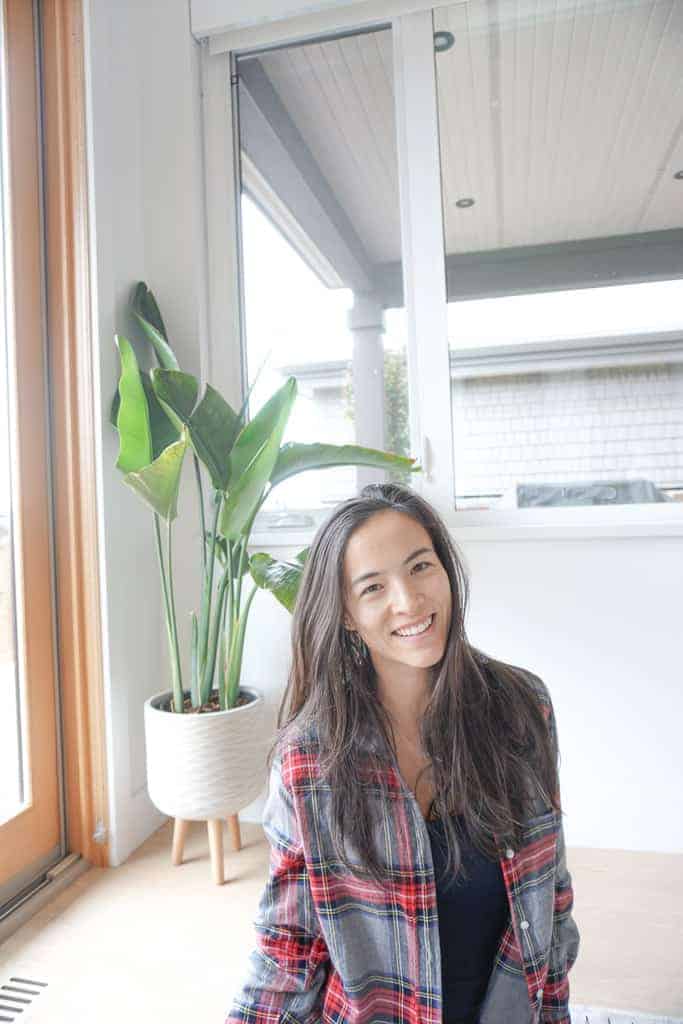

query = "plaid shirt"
[226,669,579,1024]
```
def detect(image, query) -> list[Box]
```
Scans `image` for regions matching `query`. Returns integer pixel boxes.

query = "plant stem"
[190,612,199,706]
[166,518,184,708]
[226,540,234,636]
[153,513,183,712]
[193,453,207,573]
[218,572,231,709]
[198,493,223,703]
[234,536,248,621]
[233,502,261,622]
[225,583,258,709]
[203,566,230,700]
[220,543,234,708]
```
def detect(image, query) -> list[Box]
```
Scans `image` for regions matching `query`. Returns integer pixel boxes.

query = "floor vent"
[0,976,48,1022]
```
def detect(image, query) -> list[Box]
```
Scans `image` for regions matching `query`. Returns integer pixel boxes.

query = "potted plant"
[111,283,417,882]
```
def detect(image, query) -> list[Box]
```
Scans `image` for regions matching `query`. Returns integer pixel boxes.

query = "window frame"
[199,0,683,544]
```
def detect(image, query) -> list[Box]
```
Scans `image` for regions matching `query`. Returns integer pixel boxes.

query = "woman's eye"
[412,561,431,573]
[362,583,382,596]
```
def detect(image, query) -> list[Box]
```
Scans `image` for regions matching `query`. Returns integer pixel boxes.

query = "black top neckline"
[426,799,465,823]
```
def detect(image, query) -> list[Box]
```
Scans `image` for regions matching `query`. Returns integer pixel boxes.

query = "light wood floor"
[0,820,681,1023]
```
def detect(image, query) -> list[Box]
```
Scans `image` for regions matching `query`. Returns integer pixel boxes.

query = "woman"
[226,484,580,1024]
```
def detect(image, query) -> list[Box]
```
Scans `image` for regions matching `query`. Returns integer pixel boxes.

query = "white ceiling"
[245,0,683,271]
[256,29,400,264]
[435,0,683,255]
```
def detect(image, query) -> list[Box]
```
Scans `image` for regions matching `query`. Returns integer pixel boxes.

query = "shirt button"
[520,920,530,930]
[536,988,544,1001]
[505,848,515,859]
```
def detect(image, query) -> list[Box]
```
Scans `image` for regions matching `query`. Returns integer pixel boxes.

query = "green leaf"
[110,372,180,460]
[132,281,168,341]
[249,549,308,613]
[131,282,179,370]
[142,374,181,458]
[187,384,240,490]
[133,312,180,371]
[122,434,188,520]
[270,442,418,489]
[228,377,297,485]
[220,378,297,540]
[115,335,152,473]
[151,372,239,491]
[149,369,199,435]
[109,390,119,429]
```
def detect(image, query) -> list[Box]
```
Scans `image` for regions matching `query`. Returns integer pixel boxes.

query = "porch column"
[348,293,386,491]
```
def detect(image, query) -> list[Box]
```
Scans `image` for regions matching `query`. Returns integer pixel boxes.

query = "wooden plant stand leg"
[172,818,190,866]
[228,813,241,852]
[207,819,225,885]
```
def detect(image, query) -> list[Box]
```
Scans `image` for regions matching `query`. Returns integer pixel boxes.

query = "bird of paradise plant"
[112,283,417,714]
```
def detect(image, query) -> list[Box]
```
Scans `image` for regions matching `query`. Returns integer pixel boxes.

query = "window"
[434,0,683,510]
[214,0,683,532]
[234,28,410,529]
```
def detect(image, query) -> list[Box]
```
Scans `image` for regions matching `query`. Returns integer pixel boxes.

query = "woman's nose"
[389,578,422,614]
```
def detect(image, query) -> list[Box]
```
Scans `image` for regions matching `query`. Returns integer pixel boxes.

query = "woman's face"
[343,509,453,682]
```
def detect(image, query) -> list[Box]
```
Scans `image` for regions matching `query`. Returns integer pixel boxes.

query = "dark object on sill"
[516,479,668,507]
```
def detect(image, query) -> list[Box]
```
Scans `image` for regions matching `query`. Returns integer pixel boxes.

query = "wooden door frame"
[40,0,109,868]
[0,0,62,887]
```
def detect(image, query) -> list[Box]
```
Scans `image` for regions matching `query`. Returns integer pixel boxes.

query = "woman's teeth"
[394,614,434,637]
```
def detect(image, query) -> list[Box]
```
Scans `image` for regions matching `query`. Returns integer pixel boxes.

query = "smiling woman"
[225,483,580,1024]
[343,509,453,748]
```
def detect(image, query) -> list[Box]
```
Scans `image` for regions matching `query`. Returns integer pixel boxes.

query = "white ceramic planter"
[143,686,269,820]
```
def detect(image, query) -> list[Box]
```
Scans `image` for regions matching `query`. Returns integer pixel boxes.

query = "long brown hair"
[272,483,559,885]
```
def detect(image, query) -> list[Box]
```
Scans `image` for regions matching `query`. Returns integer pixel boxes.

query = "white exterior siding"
[452,363,683,506]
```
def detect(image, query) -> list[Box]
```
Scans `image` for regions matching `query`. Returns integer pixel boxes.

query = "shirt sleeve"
[225,750,331,1024]
[541,691,581,1024]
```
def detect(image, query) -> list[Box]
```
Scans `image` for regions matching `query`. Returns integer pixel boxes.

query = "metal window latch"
[421,435,433,482]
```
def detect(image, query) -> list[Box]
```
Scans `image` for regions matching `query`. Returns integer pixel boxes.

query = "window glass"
[235,28,410,529]
[0,227,24,823]
[434,0,683,510]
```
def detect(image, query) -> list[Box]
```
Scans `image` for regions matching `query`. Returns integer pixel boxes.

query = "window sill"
[249,502,683,549]
[443,502,683,540]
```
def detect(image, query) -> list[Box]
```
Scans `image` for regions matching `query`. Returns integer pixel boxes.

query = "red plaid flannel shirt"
[226,669,579,1024]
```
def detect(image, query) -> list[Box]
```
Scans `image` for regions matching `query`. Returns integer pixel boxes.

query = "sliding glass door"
[0,0,64,912]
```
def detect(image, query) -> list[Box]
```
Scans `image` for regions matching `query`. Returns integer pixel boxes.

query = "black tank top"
[425,807,510,1024]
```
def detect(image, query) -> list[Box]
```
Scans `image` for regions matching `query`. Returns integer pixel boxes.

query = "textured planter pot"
[143,686,269,821]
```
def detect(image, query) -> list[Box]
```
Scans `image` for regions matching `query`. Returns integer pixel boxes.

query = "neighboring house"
[276,336,683,510]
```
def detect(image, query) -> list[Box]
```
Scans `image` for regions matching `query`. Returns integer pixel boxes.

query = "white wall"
[191,0,361,35]
[85,0,209,865]
[460,535,682,854]
[84,0,683,865]
[240,533,683,854]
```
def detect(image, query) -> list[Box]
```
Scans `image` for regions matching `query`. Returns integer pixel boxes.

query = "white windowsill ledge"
[250,503,683,548]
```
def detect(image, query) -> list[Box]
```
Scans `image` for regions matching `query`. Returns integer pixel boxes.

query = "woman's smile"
[392,613,436,638]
